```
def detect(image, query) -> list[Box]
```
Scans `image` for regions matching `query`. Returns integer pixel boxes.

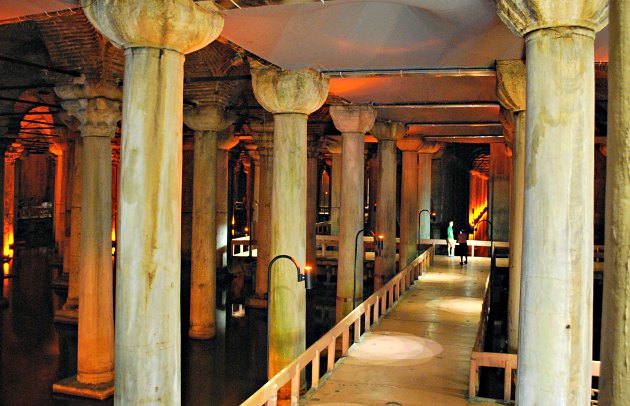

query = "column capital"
[250,61,328,115]
[184,103,234,133]
[417,141,441,154]
[496,60,526,112]
[371,120,406,142]
[55,82,121,138]
[217,132,239,151]
[496,0,608,37]
[80,0,223,54]
[397,137,424,152]
[500,107,515,147]
[330,104,376,134]
[324,135,342,154]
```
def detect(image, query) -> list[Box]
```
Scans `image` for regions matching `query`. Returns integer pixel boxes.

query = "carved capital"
[217,132,239,151]
[81,0,223,54]
[496,60,526,112]
[330,104,376,134]
[396,136,425,152]
[371,120,406,142]
[184,103,234,132]
[250,61,329,115]
[324,135,342,154]
[496,0,608,37]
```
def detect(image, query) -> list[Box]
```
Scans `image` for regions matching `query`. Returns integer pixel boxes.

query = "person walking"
[456,229,468,264]
[447,221,455,257]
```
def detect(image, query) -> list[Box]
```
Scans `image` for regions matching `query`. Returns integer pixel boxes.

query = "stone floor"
[302,256,491,406]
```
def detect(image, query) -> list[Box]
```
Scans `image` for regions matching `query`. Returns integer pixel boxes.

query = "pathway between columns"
[302,256,491,405]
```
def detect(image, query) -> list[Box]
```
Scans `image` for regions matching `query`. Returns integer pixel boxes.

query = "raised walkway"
[302,256,491,406]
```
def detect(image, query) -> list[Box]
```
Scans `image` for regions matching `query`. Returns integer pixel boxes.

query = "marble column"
[371,121,405,289]
[50,140,69,254]
[496,1,607,402]
[250,61,328,379]
[330,104,376,320]
[417,142,439,241]
[600,1,630,403]
[184,104,233,340]
[52,82,121,397]
[489,143,511,241]
[306,130,320,271]
[249,129,272,304]
[81,1,223,403]
[496,59,526,354]
[3,145,19,262]
[0,138,6,308]
[397,137,423,271]
[217,134,239,270]
[326,136,342,235]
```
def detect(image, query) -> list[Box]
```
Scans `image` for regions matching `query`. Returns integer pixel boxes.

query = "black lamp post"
[266,254,313,378]
[352,228,379,309]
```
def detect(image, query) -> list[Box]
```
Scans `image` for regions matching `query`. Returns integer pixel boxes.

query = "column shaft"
[600,0,630,402]
[400,151,418,270]
[306,140,318,269]
[3,159,15,259]
[65,139,83,311]
[254,152,272,297]
[190,131,218,339]
[374,140,397,288]
[115,48,184,404]
[517,28,595,404]
[336,132,365,320]
[330,152,341,235]
[417,153,432,239]
[268,113,307,378]
[507,111,525,353]
[216,148,229,269]
[77,134,114,384]
[490,143,511,241]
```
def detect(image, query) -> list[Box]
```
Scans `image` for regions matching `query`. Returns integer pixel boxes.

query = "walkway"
[302,256,491,406]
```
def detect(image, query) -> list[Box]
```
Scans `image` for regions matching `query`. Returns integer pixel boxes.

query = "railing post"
[354,318,361,343]
[342,329,349,356]
[327,337,336,372]
[290,366,300,406]
[469,358,478,399]
[312,350,320,389]
[365,303,371,329]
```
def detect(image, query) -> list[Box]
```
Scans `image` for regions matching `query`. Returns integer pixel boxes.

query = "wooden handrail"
[240,246,434,406]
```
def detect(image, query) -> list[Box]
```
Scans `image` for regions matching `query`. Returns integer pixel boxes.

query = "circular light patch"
[347,331,443,366]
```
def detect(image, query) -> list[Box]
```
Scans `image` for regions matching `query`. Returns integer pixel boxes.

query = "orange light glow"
[111,227,116,242]
[3,263,9,276]
[304,265,313,273]
[378,235,384,240]
[3,231,14,259]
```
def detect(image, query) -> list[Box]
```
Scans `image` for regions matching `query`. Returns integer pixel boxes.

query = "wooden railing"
[240,246,435,406]
[419,238,509,257]
[469,278,602,403]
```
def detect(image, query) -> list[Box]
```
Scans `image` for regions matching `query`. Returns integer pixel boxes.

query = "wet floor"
[0,245,276,406]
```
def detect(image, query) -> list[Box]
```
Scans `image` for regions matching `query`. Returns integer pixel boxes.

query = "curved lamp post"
[266,254,313,377]
[352,228,380,309]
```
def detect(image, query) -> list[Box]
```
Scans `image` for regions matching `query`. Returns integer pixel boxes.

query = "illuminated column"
[306,130,320,271]
[496,59,526,354]
[397,137,423,270]
[489,143,511,241]
[330,104,376,320]
[371,121,405,288]
[80,0,223,403]
[250,129,272,303]
[600,1,630,403]
[326,136,342,235]
[250,61,328,379]
[216,133,239,269]
[52,82,121,397]
[0,137,7,308]
[496,1,607,402]
[50,139,69,254]
[3,145,20,263]
[184,104,232,340]
[417,142,440,240]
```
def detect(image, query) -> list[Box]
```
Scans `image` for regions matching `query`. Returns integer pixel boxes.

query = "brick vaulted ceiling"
[0,1,610,151]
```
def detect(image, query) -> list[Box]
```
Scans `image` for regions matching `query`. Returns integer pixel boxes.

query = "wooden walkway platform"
[302,256,492,406]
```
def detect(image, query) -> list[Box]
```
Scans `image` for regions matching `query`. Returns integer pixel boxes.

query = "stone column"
[0,138,6,308]
[397,137,423,270]
[330,105,376,320]
[250,61,328,379]
[216,133,238,269]
[489,143,511,241]
[184,104,232,340]
[3,145,20,263]
[371,121,405,289]
[52,82,121,397]
[325,136,342,236]
[600,1,630,403]
[50,140,69,254]
[417,142,440,240]
[249,129,272,304]
[81,1,223,403]
[306,130,320,270]
[247,145,260,241]
[496,59,526,354]
[496,1,607,402]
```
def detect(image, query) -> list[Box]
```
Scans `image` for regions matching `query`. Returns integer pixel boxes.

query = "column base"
[245,295,268,309]
[54,309,78,325]
[189,325,216,340]
[52,376,114,400]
